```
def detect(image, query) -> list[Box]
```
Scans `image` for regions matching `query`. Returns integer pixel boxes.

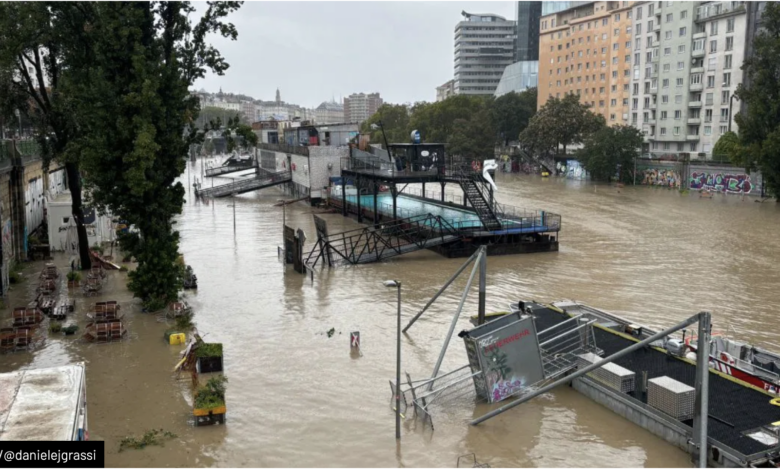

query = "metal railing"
[341,155,444,178]
[196,170,291,198]
[1,139,40,160]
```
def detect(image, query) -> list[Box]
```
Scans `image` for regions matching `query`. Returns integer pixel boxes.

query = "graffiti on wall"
[641,168,681,188]
[690,172,753,194]
[564,160,588,180]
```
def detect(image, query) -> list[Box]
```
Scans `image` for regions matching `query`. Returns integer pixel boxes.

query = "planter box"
[67,280,80,288]
[196,356,224,374]
[193,405,226,427]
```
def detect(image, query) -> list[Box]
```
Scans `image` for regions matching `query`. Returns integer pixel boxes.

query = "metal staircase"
[196,169,291,198]
[305,214,461,268]
[454,172,502,231]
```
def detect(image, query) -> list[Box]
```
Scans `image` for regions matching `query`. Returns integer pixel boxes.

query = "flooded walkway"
[2,160,779,467]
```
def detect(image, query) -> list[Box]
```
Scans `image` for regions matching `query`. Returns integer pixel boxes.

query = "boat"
[0,363,88,440]
[542,300,780,396]
[83,320,126,343]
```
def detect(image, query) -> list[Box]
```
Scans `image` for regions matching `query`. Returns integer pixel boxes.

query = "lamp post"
[383,279,402,440]
[227,193,237,235]
[371,121,390,158]
[14,109,21,138]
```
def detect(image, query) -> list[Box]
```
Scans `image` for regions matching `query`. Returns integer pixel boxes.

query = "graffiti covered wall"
[640,168,681,188]
[689,171,754,194]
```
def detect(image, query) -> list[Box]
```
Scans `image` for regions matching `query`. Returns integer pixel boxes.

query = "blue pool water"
[345,194,482,226]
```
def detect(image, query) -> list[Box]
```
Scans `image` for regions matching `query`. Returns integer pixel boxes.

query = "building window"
[664,47,671,56]
[674,110,682,120]
[662,78,669,88]
[610,113,616,121]
[663,63,670,72]
[661,127,667,135]
[677,143,685,151]
[704,126,712,135]
[720,108,729,122]
[665,30,672,40]
[726,36,734,51]
[681,10,688,19]
[720,125,728,134]
[710,40,717,53]
[663,142,670,150]
[706,93,714,105]
[674,126,680,135]
[626,40,632,48]
[661,111,667,120]
[633,83,639,94]
[602,33,607,40]
[691,73,702,85]
[675,95,682,104]
[615,13,620,21]
[603,18,608,26]
[662,95,669,104]
[723,54,732,70]
[678,44,686,54]
[636,23,642,35]
[678,61,685,70]
[676,77,684,87]
[611,99,617,106]
[727,18,735,33]
[690,143,697,152]
[723,72,731,87]
[599,100,605,107]
[707,75,715,88]
[722,90,730,104]
[666,13,673,23]
[679,27,687,37]
[705,109,713,122]
[711,20,719,35]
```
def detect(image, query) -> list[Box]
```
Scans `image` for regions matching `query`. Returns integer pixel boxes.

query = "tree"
[194,105,240,129]
[713,131,740,159]
[360,104,410,146]
[447,109,496,165]
[732,2,780,198]
[0,3,93,269]
[578,125,642,183]
[65,2,241,310]
[491,88,537,145]
[519,94,605,157]
[222,116,258,153]
[408,94,488,143]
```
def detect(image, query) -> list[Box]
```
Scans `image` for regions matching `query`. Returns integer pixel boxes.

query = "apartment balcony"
[651,54,659,63]
[688,117,701,125]
[689,100,702,107]
[652,23,661,32]
[692,49,705,58]
[686,134,700,141]
[693,32,707,40]
[696,1,746,22]
[690,83,703,91]
[691,66,705,74]
[649,103,657,110]
[646,118,656,125]
[643,135,651,143]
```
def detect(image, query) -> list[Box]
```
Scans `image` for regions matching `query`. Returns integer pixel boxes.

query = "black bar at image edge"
[0,441,104,468]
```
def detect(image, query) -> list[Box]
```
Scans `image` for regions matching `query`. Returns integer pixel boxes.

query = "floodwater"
[2,158,779,468]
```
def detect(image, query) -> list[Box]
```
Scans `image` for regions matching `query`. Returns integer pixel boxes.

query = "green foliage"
[733,2,780,199]
[119,265,129,272]
[118,429,177,452]
[203,138,216,156]
[195,342,223,358]
[66,271,81,282]
[520,94,606,156]
[194,106,240,129]
[578,125,643,183]
[0,3,93,270]
[447,109,496,163]
[49,322,62,334]
[361,104,411,145]
[194,375,228,410]
[713,131,740,158]
[62,325,79,334]
[63,2,242,309]
[90,244,104,255]
[491,89,537,145]
[8,269,20,284]
[222,115,258,153]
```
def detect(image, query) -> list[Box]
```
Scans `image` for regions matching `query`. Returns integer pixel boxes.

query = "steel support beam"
[428,246,485,390]
[470,313,703,426]
[693,311,711,468]
[402,250,480,333]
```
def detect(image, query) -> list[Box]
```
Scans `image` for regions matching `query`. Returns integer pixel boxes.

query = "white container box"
[648,375,695,421]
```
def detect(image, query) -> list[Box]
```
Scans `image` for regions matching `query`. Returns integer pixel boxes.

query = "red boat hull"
[708,358,780,395]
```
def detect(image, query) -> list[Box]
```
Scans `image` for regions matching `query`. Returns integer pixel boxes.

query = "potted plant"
[49,322,62,334]
[66,271,81,288]
[195,342,224,374]
[63,325,79,336]
[193,375,227,426]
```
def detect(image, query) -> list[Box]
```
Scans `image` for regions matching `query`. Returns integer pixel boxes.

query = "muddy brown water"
[1,160,779,467]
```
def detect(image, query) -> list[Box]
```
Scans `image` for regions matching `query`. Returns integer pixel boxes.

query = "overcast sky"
[192,1,515,108]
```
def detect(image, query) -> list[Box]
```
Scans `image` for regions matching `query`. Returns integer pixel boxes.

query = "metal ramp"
[304,214,461,268]
[195,170,291,198]
[204,161,256,177]
[453,172,502,231]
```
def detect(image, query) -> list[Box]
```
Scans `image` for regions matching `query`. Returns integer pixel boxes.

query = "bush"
[49,322,62,333]
[63,325,79,334]
[8,271,20,284]
[194,375,227,410]
[195,342,222,358]
[90,244,104,255]
[118,429,177,452]
[66,271,81,282]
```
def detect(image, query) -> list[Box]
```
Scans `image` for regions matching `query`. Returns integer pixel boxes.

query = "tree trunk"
[65,161,92,270]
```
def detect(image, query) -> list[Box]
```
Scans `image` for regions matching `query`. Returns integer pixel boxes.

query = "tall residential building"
[538,2,635,124]
[343,93,383,124]
[436,80,456,101]
[495,1,586,97]
[631,1,748,158]
[454,11,516,95]
[315,100,344,124]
